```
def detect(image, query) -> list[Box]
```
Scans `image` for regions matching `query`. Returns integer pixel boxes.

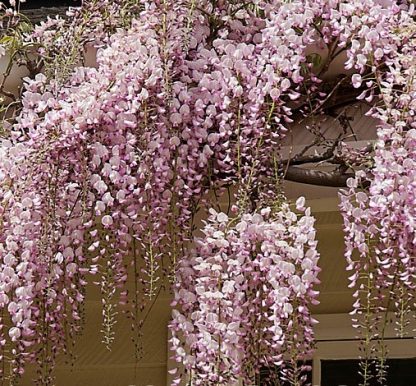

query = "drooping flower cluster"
[27,0,143,85]
[0,2,192,381]
[339,1,416,383]
[0,0,415,385]
[170,199,320,385]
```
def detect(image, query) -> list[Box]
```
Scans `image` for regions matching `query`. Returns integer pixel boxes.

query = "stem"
[236,98,242,181]
[217,277,222,381]
[360,267,374,386]
[146,230,158,299]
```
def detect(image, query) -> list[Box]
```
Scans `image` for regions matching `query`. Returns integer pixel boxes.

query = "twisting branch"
[284,166,355,187]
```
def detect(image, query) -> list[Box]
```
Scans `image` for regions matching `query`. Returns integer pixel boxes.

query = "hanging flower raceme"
[170,198,320,386]
[183,0,324,196]
[338,1,416,383]
[0,2,191,381]
[0,0,415,384]
[27,0,144,85]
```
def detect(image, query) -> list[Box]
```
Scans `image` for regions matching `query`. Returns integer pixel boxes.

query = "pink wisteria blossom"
[0,0,414,385]
[170,202,320,385]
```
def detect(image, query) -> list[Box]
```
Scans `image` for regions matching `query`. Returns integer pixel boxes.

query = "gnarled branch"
[284,166,354,187]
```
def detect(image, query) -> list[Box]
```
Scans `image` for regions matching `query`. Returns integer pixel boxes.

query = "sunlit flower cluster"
[0,2,192,380]
[339,1,416,382]
[170,199,320,385]
[0,0,414,384]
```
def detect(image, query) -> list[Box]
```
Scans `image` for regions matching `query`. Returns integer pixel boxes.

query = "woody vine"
[0,1,415,385]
